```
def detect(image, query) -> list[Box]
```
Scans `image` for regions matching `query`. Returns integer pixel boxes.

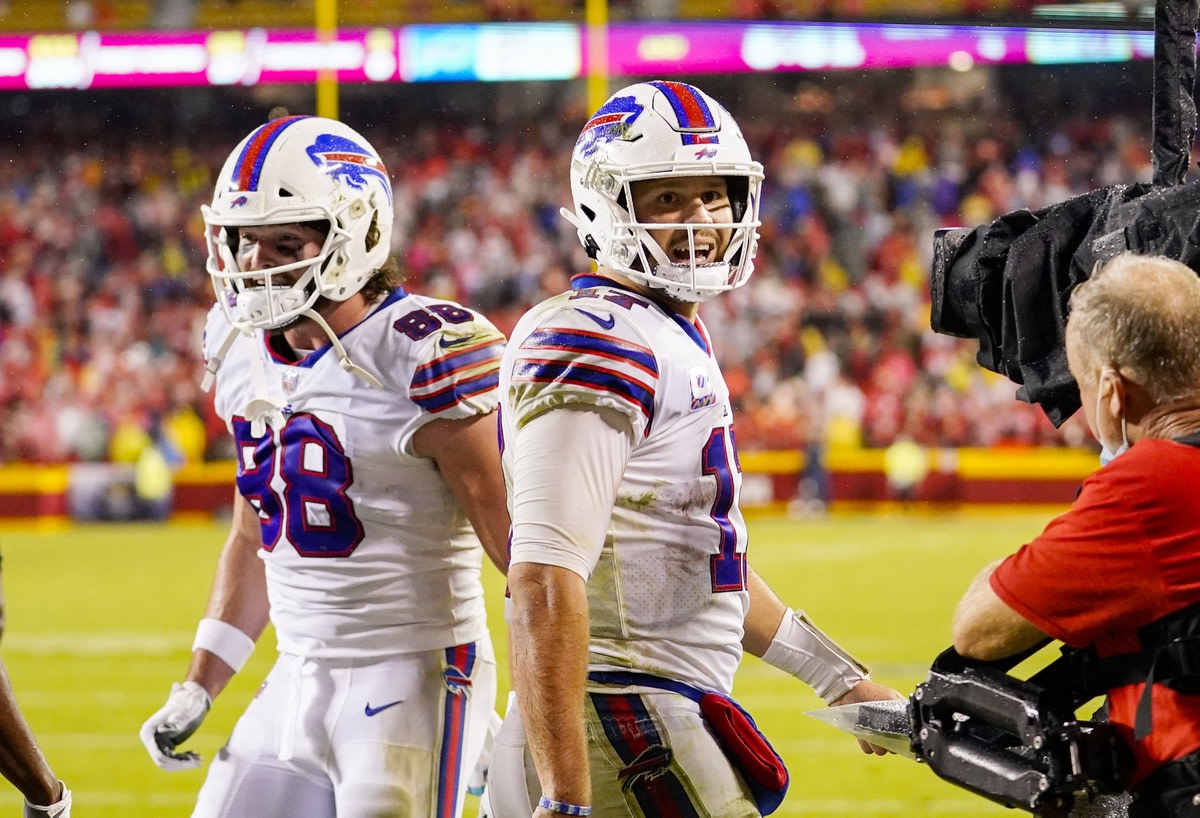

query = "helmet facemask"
[206,206,378,332]
[610,172,760,304]
[565,81,763,304]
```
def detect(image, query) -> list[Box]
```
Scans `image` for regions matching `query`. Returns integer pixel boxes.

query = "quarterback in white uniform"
[490,81,904,818]
[139,115,509,818]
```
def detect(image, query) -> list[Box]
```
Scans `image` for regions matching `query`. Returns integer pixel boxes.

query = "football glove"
[23,781,71,818]
[139,681,212,771]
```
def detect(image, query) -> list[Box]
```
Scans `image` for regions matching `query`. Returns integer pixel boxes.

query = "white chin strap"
[201,323,287,438]
[299,308,384,390]
[201,308,383,438]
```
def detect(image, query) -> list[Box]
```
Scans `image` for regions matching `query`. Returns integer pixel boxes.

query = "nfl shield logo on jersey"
[281,369,300,395]
[688,365,716,411]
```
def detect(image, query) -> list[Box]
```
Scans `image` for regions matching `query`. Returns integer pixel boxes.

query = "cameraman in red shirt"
[953,252,1200,817]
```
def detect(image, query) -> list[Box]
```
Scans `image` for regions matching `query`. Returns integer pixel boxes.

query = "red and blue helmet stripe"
[228,115,310,193]
[648,80,719,145]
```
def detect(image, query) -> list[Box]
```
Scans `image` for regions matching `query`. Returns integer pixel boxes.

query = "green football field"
[0,509,1062,817]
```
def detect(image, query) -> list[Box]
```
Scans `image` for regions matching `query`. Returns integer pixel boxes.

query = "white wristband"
[192,618,255,673]
[24,780,70,817]
[761,608,869,704]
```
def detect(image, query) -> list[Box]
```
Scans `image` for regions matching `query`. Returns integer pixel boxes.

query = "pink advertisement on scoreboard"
[0,28,399,90]
[600,22,1153,75]
[0,22,1157,91]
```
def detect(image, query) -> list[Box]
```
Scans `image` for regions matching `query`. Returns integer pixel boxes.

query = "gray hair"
[1068,252,1200,405]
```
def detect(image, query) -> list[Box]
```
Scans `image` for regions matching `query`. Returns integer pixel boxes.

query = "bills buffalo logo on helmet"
[576,95,646,158]
[306,133,392,202]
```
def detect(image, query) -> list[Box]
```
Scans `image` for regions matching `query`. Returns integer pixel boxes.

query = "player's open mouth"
[242,272,301,290]
[671,241,716,264]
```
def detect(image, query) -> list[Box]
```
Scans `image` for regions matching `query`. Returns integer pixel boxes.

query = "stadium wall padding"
[0,448,1097,521]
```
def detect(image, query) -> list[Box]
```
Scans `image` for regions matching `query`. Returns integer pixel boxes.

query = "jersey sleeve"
[407,305,505,421]
[990,458,1166,647]
[505,302,659,438]
[508,405,632,579]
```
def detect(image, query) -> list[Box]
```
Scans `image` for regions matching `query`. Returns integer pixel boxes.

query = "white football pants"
[193,641,497,818]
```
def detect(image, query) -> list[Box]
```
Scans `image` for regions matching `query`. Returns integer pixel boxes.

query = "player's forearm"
[203,494,271,639]
[742,565,787,657]
[745,564,871,703]
[202,544,270,638]
[953,561,1046,660]
[187,494,270,698]
[509,562,592,805]
[0,663,58,804]
[188,576,268,699]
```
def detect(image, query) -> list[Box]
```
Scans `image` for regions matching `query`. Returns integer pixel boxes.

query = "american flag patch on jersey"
[511,328,659,433]
[411,337,503,413]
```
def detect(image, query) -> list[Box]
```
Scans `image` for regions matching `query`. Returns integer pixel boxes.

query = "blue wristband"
[538,796,592,816]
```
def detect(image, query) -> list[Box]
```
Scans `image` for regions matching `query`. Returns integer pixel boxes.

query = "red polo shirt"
[991,437,1200,786]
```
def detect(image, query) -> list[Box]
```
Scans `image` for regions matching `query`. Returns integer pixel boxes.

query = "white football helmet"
[564,80,763,303]
[203,115,394,330]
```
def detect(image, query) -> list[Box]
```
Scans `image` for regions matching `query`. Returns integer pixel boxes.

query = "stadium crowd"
[0,69,1154,466]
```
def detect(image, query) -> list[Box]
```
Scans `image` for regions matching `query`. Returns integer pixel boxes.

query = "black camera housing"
[928,180,1200,425]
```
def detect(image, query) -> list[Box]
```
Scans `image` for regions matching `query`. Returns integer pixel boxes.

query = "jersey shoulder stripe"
[510,327,658,431]
[522,328,657,376]
[511,358,655,428]
[410,337,504,414]
[413,368,501,413]
[412,337,504,388]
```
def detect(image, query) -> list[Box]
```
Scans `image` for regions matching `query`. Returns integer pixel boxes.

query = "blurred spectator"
[884,435,930,503]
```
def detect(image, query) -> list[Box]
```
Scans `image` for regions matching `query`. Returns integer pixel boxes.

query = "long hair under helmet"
[562,80,764,303]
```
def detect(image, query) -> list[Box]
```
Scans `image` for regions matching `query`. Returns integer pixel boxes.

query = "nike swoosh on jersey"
[439,334,476,348]
[575,308,616,330]
[364,699,404,717]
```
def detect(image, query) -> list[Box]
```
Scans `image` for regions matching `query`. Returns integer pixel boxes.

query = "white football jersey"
[500,276,750,694]
[205,289,505,660]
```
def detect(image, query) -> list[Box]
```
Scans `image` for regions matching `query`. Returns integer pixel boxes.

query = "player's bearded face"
[235,222,329,328]
[629,176,734,268]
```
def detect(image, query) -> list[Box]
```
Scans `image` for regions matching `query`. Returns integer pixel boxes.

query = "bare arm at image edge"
[0,659,64,807]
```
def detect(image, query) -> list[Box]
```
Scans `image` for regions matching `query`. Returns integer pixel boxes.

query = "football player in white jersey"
[488,81,905,818]
[138,115,510,818]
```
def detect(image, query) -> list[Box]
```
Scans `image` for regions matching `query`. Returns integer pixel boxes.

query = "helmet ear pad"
[566,81,763,303]
[725,176,750,223]
[202,116,394,330]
